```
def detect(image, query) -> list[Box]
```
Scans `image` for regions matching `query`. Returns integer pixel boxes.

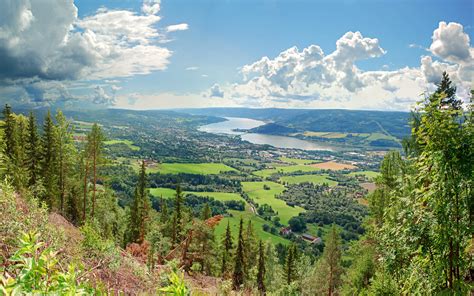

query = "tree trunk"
[83,159,88,223]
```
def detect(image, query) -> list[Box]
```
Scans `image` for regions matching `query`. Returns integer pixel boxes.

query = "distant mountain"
[180,108,411,139]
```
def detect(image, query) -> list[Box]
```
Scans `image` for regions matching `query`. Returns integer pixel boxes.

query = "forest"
[0,73,472,295]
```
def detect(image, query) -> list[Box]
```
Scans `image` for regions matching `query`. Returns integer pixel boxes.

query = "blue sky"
[0,0,472,110]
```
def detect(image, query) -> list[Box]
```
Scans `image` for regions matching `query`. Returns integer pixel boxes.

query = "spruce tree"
[55,111,75,213]
[2,104,15,160]
[127,160,150,244]
[257,240,266,294]
[232,218,245,290]
[221,221,233,276]
[284,244,297,285]
[86,123,104,218]
[244,219,258,276]
[435,71,461,110]
[322,225,342,295]
[159,196,168,224]
[41,110,57,207]
[26,112,40,187]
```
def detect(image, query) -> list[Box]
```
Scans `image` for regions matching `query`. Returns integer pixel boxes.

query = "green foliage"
[0,232,95,295]
[232,218,245,290]
[158,271,190,295]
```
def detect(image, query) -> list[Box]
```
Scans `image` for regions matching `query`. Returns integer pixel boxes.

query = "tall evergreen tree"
[26,112,41,187]
[284,244,297,285]
[127,160,150,244]
[435,71,461,110]
[86,123,104,218]
[41,110,57,207]
[323,225,342,296]
[55,111,75,213]
[221,221,233,276]
[256,240,266,294]
[2,104,15,160]
[243,219,258,276]
[232,218,245,290]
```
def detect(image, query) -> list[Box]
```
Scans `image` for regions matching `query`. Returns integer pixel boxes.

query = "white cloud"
[142,0,161,15]
[185,66,199,71]
[430,21,472,64]
[209,84,224,98]
[0,0,180,105]
[166,23,189,33]
[214,25,472,111]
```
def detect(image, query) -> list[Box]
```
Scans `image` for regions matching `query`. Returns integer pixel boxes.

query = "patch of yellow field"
[311,161,357,170]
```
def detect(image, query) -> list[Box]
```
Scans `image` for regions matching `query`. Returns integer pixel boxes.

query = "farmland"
[311,161,357,170]
[149,187,244,203]
[104,139,140,151]
[280,174,338,186]
[348,170,380,180]
[241,181,305,225]
[253,164,321,178]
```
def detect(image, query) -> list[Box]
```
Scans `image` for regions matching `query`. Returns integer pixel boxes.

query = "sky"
[0,0,472,111]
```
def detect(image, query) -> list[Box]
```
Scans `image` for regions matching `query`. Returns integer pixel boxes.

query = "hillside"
[181,108,411,139]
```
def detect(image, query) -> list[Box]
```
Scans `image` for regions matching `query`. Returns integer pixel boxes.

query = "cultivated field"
[214,210,289,245]
[253,164,321,178]
[280,174,338,186]
[104,139,140,151]
[143,162,236,174]
[149,188,245,203]
[348,170,380,180]
[279,157,320,165]
[241,181,304,225]
[311,161,357,170]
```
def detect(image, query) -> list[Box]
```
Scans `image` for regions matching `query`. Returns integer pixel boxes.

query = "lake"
[199,117,333,151]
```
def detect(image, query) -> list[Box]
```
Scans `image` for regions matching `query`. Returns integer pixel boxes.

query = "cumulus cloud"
[166,23,189,33]
[209,84,224,98]
[216,25,472,110]
[430,21,472,64]
[0,0,179,105]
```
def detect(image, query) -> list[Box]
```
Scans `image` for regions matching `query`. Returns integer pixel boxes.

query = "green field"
[241,181,304,225]
[279,157,319,165]
[214,210,289,245]
[105,139,140,151]
[280,174,338,186]
[253,164,321,178]
[145,162,236,175]
[149,188,244,203]
[366,132,399,142]
[348,170,380,180]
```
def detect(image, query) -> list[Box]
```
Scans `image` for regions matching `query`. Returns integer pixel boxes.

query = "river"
[199,117,333,151]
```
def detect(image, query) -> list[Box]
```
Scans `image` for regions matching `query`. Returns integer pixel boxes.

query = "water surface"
[199,117,333,151]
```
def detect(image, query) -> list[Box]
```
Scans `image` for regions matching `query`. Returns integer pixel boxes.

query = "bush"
[0,232,97,295]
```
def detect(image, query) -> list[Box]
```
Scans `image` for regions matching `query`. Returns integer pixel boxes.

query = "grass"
[253,164,321,178]
[149,188,245,203]
[366,132,399,142]
[135,162,236,175]
[104,139,140,151]
[241,181,304,225]
[348,170,380,180]
[214,210,289,245]
[279,157,319,165]
[280,174,338,186]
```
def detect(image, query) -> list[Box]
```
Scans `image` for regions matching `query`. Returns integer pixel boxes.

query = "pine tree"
[2,104,15,160]
[257,240,266,294]
[26,112,40,187]
[435,71,461,110]
[127,160,150,244]
[86,123,104,218]
[284,244,297,285]
[221,221,233,276]
[159,196,168,224]
[41,110,57,207]
[55,111,75,213]
[243,219,258,276]
[201,203,212,220]
[323,225,342,295]
[232,218,245,290]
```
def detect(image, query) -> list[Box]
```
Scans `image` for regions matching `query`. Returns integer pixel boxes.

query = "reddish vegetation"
[311,161,357,170]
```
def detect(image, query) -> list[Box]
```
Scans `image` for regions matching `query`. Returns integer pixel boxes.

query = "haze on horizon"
[0,0,472,111]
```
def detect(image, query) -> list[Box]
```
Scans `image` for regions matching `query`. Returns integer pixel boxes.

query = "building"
[280,227,292,236]
[301,233,322,244]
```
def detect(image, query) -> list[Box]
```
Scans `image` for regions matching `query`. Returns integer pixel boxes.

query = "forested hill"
[180,108,411,139]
